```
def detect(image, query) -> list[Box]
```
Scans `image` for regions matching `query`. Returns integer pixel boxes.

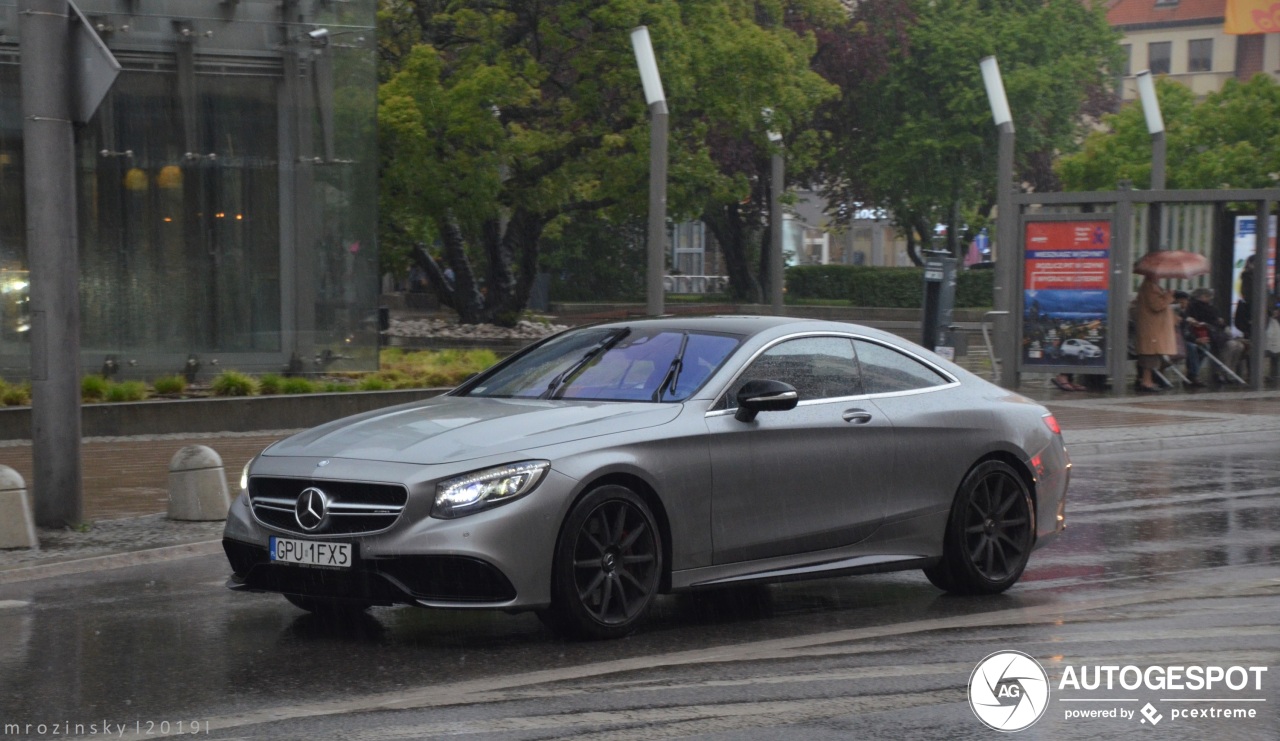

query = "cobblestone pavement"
[2,387,1278,578]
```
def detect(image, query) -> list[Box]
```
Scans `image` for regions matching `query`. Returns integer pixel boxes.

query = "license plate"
[269,537,352,569]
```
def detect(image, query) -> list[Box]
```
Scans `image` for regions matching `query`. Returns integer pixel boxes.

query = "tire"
[924,460,1035,595]
[543,485,663,640]
[283,593,371,616]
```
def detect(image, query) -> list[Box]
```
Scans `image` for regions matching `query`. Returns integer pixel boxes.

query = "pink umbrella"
[1133,250,1210,280]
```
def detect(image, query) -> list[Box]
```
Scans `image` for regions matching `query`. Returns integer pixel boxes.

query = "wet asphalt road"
[1,443,1278,740]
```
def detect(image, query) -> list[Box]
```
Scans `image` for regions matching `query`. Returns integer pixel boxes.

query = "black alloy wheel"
[544,485,662,639]
[924,460,1035,595]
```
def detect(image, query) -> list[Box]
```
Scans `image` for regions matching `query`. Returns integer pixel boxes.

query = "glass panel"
[1188,39,1213,73]
[728,336,861,405]
[1148,42,1172,76]
[77,71,281,355]
[0,61,28,362]
[854,339,949,394]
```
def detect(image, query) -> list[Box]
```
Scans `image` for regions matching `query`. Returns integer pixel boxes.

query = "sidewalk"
[2,385,1278,582]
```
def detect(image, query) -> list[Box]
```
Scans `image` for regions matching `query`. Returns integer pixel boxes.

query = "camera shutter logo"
[969,651,1050,732]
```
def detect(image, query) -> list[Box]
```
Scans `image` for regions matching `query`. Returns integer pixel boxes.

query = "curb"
[0,539,222,585]
[1064,429,1280,457]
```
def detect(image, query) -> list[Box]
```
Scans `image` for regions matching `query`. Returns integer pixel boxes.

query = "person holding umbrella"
[1133,250,1210,392]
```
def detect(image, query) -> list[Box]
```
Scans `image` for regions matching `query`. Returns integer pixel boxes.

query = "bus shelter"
[1003,188,1279,391]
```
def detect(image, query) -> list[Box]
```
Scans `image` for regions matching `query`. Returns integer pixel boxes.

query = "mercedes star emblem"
[294,487,330,532]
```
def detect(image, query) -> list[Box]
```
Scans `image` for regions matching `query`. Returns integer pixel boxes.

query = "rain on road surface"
[1,442,1277,739]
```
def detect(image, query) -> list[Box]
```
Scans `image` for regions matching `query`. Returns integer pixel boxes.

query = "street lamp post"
[1136,70,1165,254]
[20,0,84,526]
[631,26,668,317]
[980,56,1017,388]
[767,122,784,314]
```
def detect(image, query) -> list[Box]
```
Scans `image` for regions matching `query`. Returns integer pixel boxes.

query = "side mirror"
[734,379,799,423]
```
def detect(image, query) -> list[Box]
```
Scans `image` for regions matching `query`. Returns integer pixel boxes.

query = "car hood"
[263,395,682,465]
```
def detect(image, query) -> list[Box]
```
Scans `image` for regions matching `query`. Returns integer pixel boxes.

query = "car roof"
[588,314,829,337]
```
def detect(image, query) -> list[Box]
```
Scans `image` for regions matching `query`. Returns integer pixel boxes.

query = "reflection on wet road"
[1,443,1277,739]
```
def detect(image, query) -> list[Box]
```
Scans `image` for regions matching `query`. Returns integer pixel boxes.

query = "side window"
[854,340,950,394]
[726,336,862,406]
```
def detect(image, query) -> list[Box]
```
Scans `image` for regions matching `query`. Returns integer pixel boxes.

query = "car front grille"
[248,476,409,536]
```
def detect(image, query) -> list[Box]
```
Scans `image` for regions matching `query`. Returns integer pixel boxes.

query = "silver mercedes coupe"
[223,316,1069,639]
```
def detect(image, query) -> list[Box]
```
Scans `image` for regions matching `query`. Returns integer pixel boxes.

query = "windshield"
[464,327,742,402]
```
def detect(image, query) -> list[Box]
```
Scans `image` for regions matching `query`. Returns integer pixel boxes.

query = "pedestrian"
[1134,275,1177,392]
[1187,287,1244,383]
[1234,254,1256,337]
[1174,290,1205,387]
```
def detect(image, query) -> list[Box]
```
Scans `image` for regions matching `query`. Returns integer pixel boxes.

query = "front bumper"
[223,538,518,607]
[221,464,581,610]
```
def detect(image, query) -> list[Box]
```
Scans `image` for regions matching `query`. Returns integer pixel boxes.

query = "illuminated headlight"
[240,460,252,492]
[432,461,550,519]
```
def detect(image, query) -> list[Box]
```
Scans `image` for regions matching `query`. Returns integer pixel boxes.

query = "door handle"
[842,409,873,424]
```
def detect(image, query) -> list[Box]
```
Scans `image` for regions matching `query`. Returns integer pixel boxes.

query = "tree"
[1057,74,1280,191]
[377,0,839,322]
[809,0,1121,264]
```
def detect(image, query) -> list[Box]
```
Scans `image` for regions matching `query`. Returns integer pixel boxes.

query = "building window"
[1121,44,1132,76]
[1148,42,1172,75]
[1188,39,1213,72]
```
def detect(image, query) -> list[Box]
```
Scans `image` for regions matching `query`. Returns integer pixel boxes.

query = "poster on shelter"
[1231,215,1277,313]
[1022,221,1110,369]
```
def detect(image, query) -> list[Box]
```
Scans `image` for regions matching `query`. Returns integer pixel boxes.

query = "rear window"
[854,340,951,394]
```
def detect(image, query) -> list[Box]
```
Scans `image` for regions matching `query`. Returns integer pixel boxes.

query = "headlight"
[240,460,252,492]
[432,461,550,519]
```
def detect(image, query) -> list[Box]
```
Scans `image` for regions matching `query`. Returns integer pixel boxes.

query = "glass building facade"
[0,0,378,379]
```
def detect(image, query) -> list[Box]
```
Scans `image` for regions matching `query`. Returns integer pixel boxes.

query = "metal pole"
[769,149,784,314]
[646,101,668,317]
[20,0,84,526]
[1148,131,1166,254]
[1250,199,1271,390]
[1110,199,1135,393]
[994,122,1018,388]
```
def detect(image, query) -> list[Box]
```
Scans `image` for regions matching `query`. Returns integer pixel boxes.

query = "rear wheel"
[924,460,1034,595]
[283,593,371,616]
[543,485,663,640]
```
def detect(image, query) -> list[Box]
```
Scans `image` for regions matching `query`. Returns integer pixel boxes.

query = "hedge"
[786,265,993,308]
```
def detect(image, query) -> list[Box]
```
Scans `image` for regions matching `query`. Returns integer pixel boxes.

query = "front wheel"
[924,460,1035,595]
[542,485,663,640]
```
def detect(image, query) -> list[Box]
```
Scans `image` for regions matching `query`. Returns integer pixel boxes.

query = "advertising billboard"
[1022,220,1111,370]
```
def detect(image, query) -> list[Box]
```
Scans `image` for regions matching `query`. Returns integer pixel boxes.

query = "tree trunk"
[704,204,762,303]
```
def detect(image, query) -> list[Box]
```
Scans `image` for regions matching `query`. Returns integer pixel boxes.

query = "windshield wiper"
[652,332,690,402]
[541,328,631,400]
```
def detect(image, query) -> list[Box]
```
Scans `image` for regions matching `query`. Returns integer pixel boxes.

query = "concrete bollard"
[0,465,37,549]
[168,445,231,521]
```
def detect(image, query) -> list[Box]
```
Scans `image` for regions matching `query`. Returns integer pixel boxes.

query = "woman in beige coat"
[1135,275,1177,391]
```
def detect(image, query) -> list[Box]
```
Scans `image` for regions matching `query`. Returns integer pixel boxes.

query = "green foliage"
[816,0,1121,248]
[151,375,187,395]
[81,375,109,403]
[0,380,30,406]
[376,1,840,315]
[786,265,993,308]
[257,373,284,395]
[374,348,499,388]
[280,377,319,395]
[106,381,148,403]
[357,375,390,391]
[210,371,258,397]
[1057,75,1280,191]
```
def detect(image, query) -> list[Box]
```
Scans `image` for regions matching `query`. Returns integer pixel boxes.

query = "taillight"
[1042,413,1061,435]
